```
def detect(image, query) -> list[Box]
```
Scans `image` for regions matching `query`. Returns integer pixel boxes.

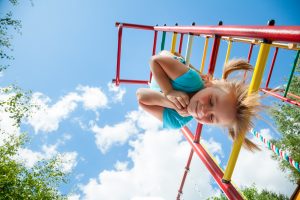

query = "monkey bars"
[112,21,300,200]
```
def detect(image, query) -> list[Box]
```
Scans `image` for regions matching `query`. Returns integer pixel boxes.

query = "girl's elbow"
[136,88,146,103]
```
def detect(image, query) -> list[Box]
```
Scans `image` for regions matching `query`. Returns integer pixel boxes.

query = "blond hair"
[211,59,261,151]
[171,52,261,151]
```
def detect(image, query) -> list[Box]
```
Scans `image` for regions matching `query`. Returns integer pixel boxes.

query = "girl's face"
[187,86,236,126]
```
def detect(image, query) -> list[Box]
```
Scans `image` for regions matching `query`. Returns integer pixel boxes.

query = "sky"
[1,0,300,199]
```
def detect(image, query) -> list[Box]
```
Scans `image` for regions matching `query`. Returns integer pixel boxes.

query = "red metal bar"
[115,22,154,30]
[260,88,300,107]
[243,43,255,82]
[155,25,300,43]
[112,79,149,85]
[247,43,254,63]
[208,36,221,75]
[181,127,244,200]
[115,24,123,86]
[178,33,184,54]
[265,47,279,88]
[150,31,158,82]
[194,123,203,143]
[177,124,203,199]
[177,149,194,200]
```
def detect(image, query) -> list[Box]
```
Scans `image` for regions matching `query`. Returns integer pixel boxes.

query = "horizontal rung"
[112,79,149,85]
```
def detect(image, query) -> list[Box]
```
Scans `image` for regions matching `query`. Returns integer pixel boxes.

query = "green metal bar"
[284,50,300,97]
[161,31,166,50]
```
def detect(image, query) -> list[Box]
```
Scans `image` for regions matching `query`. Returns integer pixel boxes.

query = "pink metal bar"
[260,88,300,107]
[115,22,154,30]
[177,149,194,200]
[112,79,149,85]
[194,123,203,143]
[208,36,221,75]
[247,43,254,63]
[155,25,300,43]
[181,127,244,200]
[115,24,123,86]
[265,47,279,88]
[178,33,184,54]
[243,43,255,82]
[150,31,158,82]
[177,124,203,199]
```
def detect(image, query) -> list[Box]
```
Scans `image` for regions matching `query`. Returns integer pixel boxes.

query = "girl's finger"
[182,95,189,105]
[176,96,187,108]
[172,99,182,109]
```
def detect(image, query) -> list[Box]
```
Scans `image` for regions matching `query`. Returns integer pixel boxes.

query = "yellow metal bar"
[200,36,209,73]
[222,40,232,79]
[170,32,178,54]
[223,42,271,182]
[225,40,232,64]
[185,34,194,65]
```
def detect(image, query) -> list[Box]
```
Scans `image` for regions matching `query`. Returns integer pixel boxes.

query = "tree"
[0,134,68,200]
[0,86,69,200]
[0,0,21,72]
[269,55,300,183]
[207,185,289,200]
[0,1,71,199]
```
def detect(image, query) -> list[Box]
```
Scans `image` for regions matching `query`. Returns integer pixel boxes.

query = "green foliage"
[0,0,22,72]
[0,86,68,199]
[207,185,289,200]
[269,56,300,183]
[0,85,34,127]
[0,133,68,200]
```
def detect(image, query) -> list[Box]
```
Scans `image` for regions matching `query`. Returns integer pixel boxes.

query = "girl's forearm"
[136,88,176,109]
[150,57,173,95]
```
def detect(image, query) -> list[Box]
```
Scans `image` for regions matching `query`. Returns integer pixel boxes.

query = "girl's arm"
[150,54,190,109]
[136,88,176,121]
[136,88,191,121]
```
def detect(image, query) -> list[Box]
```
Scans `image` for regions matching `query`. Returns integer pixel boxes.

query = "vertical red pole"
[179,33,184,54]
[177,123,203,199]
[208,21,223,75]
[247,43,254,63]
[181,127,244,200]
[243,43,255,82]
[265,47,279,88]
[194,123,203,143]
[115,24,123,86]
[177,149,194,200]
[150,30,158,82]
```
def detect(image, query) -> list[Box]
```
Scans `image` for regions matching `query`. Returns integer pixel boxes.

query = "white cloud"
[57,152,78,173]
[27,85,109,133]
[232,133,296,196]
[107,82,126,102]
[91,112,139,154]
[68,194,81,200]
[77,85,108,110]
[90,109,162,154]
[16,148,44,168]
[15,137,78,173]
[28,92,80,133]
[80,112,219,200]
[114,161,128,171]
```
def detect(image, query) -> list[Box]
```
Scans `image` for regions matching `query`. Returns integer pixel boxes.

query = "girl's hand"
[175,107,191,117]
[165,89,190,110]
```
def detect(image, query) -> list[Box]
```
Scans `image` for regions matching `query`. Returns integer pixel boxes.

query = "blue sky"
[1,0,300,199]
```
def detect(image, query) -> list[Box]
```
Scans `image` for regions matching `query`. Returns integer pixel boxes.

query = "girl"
[136,50,261,151]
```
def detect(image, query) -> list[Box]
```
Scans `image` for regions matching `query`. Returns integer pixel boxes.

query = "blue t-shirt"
[150,58,204,129]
